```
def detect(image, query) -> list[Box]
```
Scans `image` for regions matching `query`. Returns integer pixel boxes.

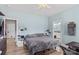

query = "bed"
[23,33,60,55]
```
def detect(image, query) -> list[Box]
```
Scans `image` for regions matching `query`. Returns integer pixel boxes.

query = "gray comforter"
[24,36,59,54]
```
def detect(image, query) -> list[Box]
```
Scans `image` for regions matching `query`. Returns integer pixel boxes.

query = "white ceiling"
[0,4,77,16]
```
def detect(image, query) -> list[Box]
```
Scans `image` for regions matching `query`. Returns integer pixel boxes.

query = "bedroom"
[0,4,79,55]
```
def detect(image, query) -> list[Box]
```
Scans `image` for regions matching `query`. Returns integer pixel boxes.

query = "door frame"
[5,19,17,40]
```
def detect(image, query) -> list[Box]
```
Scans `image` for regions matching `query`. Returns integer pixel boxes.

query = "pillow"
[26,33,48,38]
[35,33,48,37]
[35,33,44,37]
[26,34,37,38]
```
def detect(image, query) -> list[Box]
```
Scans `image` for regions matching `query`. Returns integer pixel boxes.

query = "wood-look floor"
[5,38,63,55]
[6,38,29,55]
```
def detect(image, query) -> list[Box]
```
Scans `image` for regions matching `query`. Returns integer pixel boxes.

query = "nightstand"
[16,40,23,47]
[17,35,25,47]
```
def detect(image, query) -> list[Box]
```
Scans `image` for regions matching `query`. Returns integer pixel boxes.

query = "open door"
[5,19,17,39]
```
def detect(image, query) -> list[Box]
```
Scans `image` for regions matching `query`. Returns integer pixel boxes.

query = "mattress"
[24,35,59,54]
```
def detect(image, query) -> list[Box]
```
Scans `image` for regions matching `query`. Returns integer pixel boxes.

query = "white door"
[7,20,16,39]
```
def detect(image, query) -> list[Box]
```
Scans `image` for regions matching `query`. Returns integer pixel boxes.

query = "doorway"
[5,19,17,39]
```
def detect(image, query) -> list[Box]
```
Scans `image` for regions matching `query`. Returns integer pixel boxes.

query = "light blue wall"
[17,13,48,35]
[49,6,79,43]
[6,12,48,35]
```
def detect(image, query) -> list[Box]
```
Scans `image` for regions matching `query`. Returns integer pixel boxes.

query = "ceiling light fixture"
[38,4,50,9]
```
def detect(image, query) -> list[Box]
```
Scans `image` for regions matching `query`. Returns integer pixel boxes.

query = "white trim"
[16,19,18,42]
[3,17,5,38]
